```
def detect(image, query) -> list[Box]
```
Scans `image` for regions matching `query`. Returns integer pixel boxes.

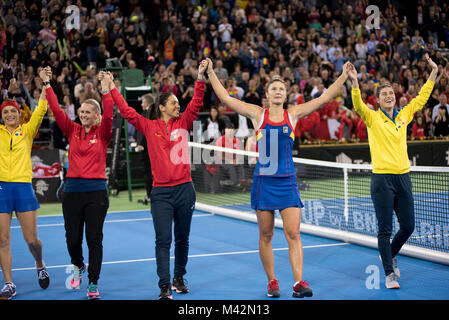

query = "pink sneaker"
[87,282,100,300]
[70,264,85,289]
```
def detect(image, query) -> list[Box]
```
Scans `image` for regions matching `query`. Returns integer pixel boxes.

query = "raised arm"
[425,53,438,83]
[205,58,262,122]
[105,72,149,134]
[25,75,48,138]
[289,62,349,120]
[347,62,374,127]
[401,54,437,122]
[178,59,208,129]
[42,66,77,136]
[98,71,114,141]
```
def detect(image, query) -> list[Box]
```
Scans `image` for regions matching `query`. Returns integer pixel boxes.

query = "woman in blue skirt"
[206,58,349,298]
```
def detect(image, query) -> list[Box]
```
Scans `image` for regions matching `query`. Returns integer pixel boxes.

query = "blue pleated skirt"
[250,174,304,211]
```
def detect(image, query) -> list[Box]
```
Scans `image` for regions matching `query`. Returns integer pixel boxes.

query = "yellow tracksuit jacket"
[0,99,48,182]
[351,80,434,174]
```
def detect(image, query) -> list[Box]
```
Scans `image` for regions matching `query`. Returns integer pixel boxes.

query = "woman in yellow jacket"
[348,54,437,290]
[0,69,51,300]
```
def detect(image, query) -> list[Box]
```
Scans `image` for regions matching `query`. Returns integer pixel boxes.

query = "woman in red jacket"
[102,59,208,300]
[42,67,113,299]
[411,115,425,139]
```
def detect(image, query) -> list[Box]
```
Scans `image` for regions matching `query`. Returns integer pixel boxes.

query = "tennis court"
[5,144,449,300]
[7,200,449,300]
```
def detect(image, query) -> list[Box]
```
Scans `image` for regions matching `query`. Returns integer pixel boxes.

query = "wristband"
[42,81,50,86]
[101,89,110,94]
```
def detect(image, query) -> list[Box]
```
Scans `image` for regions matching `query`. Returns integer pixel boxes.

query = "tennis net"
[189,141,449,265]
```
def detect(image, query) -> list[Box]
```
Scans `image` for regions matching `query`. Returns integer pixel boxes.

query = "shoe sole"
[87,291,101,299]
[158,295,173,300]
[71,279,82,290]
[385,284,400,289]
[171,286,189,293]
[39,279,50,290]
[267,293,280,298]
[292,291,313,298]
[0,292,16,300]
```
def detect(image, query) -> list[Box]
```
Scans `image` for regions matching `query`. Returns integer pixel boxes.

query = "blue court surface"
[5,209,449,300]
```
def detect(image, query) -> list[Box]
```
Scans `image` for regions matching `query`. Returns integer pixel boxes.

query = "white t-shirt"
[235,114,250,139]
[355,43,368,59]
[218,23,232,43]
[206,120,220,141]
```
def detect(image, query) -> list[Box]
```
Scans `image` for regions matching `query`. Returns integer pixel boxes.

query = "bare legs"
[0,213,13,283]
[0,211,44,285]
[16,211,44,269]
[256,207,303,282]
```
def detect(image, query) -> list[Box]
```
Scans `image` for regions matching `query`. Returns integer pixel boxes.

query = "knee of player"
[284,229,301,242]
[86,235,104,247]
[259,230,274,243]
[0,235,10,248]
[377,231,392,239]
[155,238,172,247]
[174,237,189,246]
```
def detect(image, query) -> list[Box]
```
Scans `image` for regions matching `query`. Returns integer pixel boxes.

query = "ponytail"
[152,92,172,120]
[142,93,157,120]
[20,104,32,124]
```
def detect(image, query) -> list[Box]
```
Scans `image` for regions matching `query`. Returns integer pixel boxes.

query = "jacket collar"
[378,107,398,124]
[0,124,22,134]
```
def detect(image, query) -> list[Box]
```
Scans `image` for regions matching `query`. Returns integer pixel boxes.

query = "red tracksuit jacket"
[110,80,205,187]
[45,87,114,179]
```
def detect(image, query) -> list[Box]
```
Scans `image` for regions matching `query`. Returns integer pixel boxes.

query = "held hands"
[106,72,115,90]
[98,71,109,92]
[341,61,350,80]
[99,71,115,92]
[205,58,214,74]
[39,66,51,83]
[345,62,358,82]
[198,59,209,80]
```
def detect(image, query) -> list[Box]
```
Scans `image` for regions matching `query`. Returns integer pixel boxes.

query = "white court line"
[11,209,152,219]
[8,242,349,272]
[10,213,214,229]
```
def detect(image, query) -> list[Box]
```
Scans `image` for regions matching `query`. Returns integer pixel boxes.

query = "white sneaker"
[379,255,400,278]
[385,273,400,289]
[0,282,17,300]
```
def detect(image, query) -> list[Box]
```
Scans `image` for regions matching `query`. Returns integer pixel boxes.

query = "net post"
[343,167,349,230]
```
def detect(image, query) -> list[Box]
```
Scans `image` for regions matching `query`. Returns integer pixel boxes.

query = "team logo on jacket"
[89,135,98,146]
[170,129,180,141]
[283,126,288,133]
[397,119,406,129]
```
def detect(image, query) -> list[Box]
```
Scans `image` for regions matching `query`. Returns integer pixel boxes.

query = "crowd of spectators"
[1,0,449,150]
